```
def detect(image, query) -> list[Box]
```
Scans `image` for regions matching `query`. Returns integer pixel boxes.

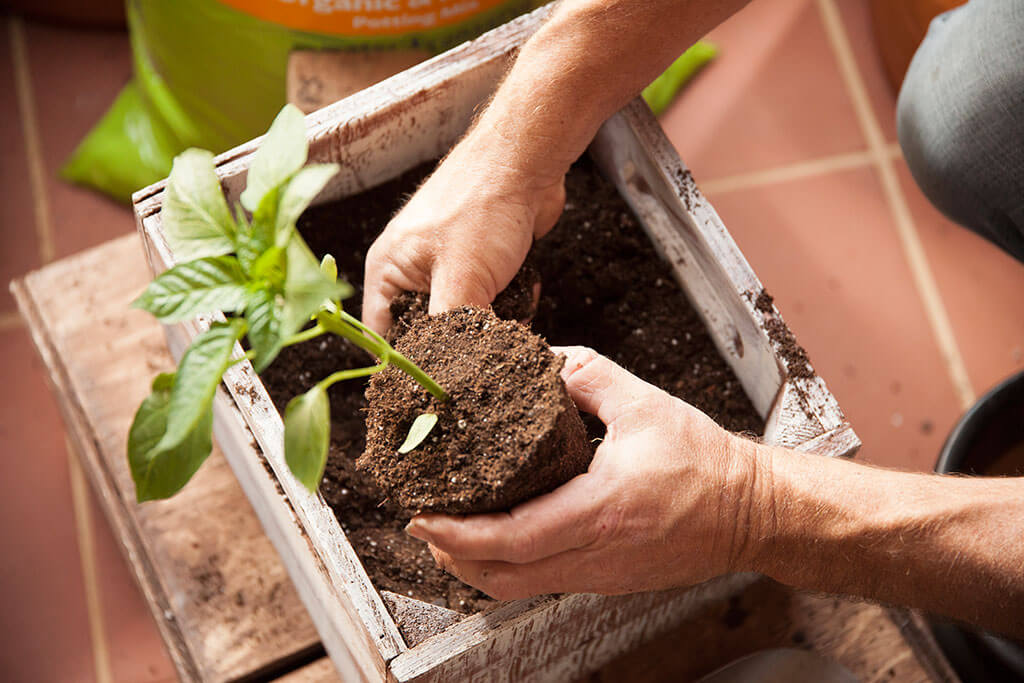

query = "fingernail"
[405,518,429,541]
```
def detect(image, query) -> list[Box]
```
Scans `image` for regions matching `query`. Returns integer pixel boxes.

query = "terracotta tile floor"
[1,0,1021,680]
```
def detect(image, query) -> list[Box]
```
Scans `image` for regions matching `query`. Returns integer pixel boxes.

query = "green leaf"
[240,104,307,212]
[274,164,339,245]
[319,254,337,282]
[250,245,286,288]
[284,385,330,492]
[234,197,271,274]
[163,149,236,261]
[132,256,249,323]
[245,288,284,372]
[155,318,247,453]
[235,229,267,275]
[398,413,439,454]
[281,236,352,337]
[128,373,214,502]
[250,184,280,248]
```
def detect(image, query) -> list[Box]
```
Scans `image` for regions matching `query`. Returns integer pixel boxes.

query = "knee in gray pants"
[896,0,1024,262]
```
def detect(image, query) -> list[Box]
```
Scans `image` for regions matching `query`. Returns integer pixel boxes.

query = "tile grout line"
[699,144,902,195]
[11,15,113,683]
[67,441,114,683]
[817,0,976,411]
[9,16,56,265]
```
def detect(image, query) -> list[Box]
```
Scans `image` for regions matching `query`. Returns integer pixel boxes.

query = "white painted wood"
[389,575,758,682]
[133,5,860,681]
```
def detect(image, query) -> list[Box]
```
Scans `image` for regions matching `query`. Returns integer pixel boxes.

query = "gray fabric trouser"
[897,0,1024,263]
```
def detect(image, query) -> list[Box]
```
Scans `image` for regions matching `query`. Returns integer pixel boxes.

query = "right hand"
[361,127,566,335]
[406,346,766,600]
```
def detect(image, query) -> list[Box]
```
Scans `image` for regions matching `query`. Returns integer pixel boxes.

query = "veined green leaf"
[284,385,330,492]
[274,164,339,246]
[163,149,235,260]
[235,228,268,275]
[132,256,249,323]
[398,413,439,454]
[281,236,352,338]
[234,195,272,274]
[240,105,307,212]
[155,318,247,453]
[246,288,284,372]
[128,373,214,502]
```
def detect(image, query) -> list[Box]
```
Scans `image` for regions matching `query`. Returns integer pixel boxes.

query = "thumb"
[428,264,498,315]
[553,346,661,428]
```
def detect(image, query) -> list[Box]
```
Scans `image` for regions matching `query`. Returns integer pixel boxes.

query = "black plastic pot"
[930,369,1024,683]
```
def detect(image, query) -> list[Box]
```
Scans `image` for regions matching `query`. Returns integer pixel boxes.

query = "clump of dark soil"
[386,263,540,343]
[259,157,765,613]
[360,307,591,514]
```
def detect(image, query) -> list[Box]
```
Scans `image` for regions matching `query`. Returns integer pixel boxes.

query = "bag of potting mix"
[63,0,715,202]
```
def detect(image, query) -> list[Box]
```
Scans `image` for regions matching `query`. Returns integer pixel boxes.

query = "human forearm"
[749,447,1024,637]
[466,0,750,181]
[362,0,750,330]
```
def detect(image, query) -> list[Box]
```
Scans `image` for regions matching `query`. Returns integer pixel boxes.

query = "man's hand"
[405,346,764,600]
[361,0,753,334]
[361,130,566,334]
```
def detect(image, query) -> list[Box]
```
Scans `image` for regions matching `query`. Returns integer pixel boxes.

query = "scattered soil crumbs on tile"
[259,157,763,615]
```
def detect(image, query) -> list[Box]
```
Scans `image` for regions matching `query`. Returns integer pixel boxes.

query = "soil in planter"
[259,156,764,613]
[360,307,592,514]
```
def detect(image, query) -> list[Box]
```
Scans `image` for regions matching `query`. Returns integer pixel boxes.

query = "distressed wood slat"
[592,578,958,683]
[277,657,341,683]
[288,48,431,115]
[11,235,321,683]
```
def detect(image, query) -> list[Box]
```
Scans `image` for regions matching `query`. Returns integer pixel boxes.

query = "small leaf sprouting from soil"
[398,413,439,454]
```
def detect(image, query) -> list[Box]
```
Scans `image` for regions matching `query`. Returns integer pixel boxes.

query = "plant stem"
[317,363,386,390]
[228,349,257,369]
[283,324,326,348]
[316,310,449,401]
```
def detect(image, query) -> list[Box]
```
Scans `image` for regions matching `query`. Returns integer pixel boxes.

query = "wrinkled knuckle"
[563,346,603,379]
[507,526,539,563]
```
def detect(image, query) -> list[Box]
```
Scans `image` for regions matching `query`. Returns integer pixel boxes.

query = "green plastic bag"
[65,0,713,203]
[63,0,533,202]
[643,41,718,117]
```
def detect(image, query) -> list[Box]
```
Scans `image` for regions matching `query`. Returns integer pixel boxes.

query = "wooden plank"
[592,578,958,683]
[277,657,342,683]
[11,234,322,683]
[287,48,431,115]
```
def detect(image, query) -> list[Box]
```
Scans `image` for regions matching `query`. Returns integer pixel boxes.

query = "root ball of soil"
[359,306,592,514]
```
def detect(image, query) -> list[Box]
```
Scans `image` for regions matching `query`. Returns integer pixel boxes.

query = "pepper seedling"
[129,104,447,502]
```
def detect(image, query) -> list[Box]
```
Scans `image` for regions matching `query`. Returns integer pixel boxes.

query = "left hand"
[405,346,766,600]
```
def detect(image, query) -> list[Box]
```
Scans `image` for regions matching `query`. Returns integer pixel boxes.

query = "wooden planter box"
[132,7,859,681]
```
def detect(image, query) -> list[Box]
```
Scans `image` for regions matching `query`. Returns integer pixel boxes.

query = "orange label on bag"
[218,0,511,36]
